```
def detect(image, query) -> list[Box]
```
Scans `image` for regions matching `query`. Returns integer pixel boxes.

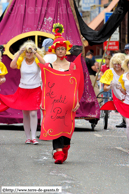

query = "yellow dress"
[100,69,113,85]
[0,62,8,75]
[100,68,124,100]
[118,74,126,90]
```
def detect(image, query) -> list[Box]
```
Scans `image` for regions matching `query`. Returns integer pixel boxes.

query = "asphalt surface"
[0,111,129,194]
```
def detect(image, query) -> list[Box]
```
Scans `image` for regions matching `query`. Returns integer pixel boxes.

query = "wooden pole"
[3,0,13,18]
[93,36,111,88]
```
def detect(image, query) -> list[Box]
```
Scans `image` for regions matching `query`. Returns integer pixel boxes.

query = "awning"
[73,0,129,45]
[88,0,119,30]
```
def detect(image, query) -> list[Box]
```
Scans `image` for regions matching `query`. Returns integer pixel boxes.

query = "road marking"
[103,135,126,138]
[94,134,126,138]
[115,164,129,167]
[94,134,102,137]
[116,147,129,154]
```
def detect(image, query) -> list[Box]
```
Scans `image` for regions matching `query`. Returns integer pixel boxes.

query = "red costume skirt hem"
[0,87,41,111]
[113,92,129,118]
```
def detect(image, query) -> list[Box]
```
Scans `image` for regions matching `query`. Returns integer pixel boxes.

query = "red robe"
[39,54,84,140]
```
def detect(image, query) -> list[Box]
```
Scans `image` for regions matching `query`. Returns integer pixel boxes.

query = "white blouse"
[111,68,125,100]
[19,59,41,89]
[122,73,129,104]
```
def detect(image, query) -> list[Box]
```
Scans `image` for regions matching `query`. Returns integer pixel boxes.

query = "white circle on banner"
[43,54,57,63]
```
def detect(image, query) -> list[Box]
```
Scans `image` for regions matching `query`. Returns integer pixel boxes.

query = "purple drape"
[0,0,100,124]
[0,0,82,46]
[67,55,100,119]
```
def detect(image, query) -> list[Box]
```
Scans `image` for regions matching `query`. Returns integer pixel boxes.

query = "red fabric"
[63,145,70,162]
[113,92,129,118]
[55,42,67,50]
[39,63,82,140]
[100,101,116,110]
[59,56,67,60]
[0,102,8,112]
[73,54,84,101]
[101,64,109,73]
[0,87,41,111]
[53,151,65,164]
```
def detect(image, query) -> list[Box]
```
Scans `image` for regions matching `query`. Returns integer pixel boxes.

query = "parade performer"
[0,40,45,144]
[37,38,57,135]
[39,23,84,164]
[100,53,125,100]
[0,51,8,85]
[113,56,129,141]
[100,53,126,124]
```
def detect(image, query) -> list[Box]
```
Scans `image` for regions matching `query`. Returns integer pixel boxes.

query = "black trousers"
[53,136,71,150]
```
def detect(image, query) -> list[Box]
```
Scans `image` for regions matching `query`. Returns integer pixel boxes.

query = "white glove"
[116,83,122,89]
[110,81,116,89]
[106,81,115,90]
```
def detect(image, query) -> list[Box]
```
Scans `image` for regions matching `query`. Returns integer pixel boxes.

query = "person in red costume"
[0,50,8,85]
[115,55,129,141]
[0,40,45,144]
[40,23,83,164]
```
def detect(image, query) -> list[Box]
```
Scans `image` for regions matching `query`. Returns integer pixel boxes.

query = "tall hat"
[48,23,73,54]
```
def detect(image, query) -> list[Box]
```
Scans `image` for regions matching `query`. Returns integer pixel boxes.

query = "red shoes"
[53,151,65,164]
[31,139,39,145]
[53,145,70,164]
[25,139,31,144]
[25,139,39,145]
[63,145,70,162]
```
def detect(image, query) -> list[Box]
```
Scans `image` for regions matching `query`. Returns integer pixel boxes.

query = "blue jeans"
[103,90,112,104]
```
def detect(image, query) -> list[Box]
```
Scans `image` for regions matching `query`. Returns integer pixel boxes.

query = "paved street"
[0,111,129,194]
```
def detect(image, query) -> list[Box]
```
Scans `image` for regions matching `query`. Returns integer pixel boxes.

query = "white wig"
[110,53,126,68]
[122,55,129,73]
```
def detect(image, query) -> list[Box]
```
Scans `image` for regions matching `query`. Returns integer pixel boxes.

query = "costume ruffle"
[0,87,41,111]
[0,62,8,75]
[113,92,129,118]
[100,100,116,110]
[100,69,113,85]
[118,74,126,90]
[100,92,129,118]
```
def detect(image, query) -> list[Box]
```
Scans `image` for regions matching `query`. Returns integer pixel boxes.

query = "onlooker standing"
[124,44,129,55]
[85,51,100,102]
[89,49,96,63]
[100,55,112,103]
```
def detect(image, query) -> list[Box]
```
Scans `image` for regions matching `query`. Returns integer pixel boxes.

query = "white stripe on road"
[103,135,126,138]
[94,134,103,137]
[94,134,126,138]
[116,147,129,154]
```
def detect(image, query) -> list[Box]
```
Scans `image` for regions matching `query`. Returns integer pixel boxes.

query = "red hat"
[48,23,73,53]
